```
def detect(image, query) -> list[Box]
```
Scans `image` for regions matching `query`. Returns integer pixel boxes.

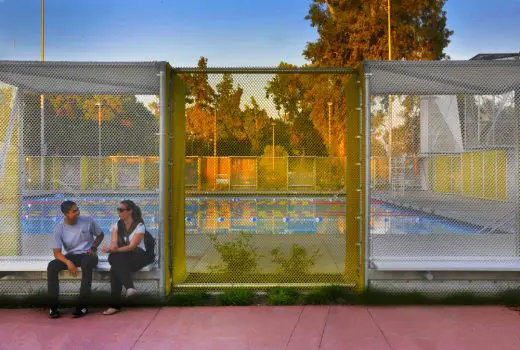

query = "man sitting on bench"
[47,200,104,319]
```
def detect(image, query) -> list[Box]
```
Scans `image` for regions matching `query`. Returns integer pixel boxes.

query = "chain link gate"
[365,60,520,295]
[171,67,364,289]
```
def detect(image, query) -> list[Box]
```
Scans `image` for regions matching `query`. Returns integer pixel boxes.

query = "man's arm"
[88,219,105,255]
[52,248,78,276]
[89,233,104,255]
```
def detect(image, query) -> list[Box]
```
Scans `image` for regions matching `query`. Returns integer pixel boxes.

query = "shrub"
[218,289,255,306]
[266,287,300,305]
[209,234,260,276]
[271,244,320,276]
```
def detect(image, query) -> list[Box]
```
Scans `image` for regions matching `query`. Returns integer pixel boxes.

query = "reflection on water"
[22,196,346,235]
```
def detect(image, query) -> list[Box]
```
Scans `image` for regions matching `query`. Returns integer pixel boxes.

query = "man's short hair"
[60,200,77,214]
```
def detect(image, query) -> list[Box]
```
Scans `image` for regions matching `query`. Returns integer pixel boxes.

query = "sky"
[0,0,519,66]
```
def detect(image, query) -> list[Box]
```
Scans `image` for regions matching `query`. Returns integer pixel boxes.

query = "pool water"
[21,195,481,235]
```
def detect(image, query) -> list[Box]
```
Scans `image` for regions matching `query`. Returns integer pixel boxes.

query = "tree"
[301,0,452,159]
[214,73,247,154]
[180,57,217,154]
[266,63,332,156]
[304,0,453,66]
[242,97,270,155]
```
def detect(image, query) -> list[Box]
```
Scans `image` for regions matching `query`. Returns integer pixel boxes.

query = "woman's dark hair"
[120,200,144,225]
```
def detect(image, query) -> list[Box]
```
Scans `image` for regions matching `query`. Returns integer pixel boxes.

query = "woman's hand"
[101,244,115,254]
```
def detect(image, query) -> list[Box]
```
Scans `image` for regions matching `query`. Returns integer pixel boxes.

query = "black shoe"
[49,308,61,319]
[72,307,88,318]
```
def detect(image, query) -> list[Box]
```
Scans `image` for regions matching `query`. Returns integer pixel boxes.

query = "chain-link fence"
[175,68,356,287]
[0,62,164,296]
[366,60,520,294]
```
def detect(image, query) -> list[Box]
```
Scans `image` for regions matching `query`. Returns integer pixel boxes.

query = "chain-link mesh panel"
[0,62,163,295]
[178,69,355,287]
[366,61,520,290]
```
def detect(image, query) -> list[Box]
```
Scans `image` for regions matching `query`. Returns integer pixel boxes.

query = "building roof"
[470,53,520,61]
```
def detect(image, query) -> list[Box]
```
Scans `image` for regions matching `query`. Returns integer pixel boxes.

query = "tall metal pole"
[213,112,217,189]
[387,0,392,61]
[96,102,102,186]
[272,122,275,170]
[387,0,393,191]
[328,101,332,155]
[40,0,45,189]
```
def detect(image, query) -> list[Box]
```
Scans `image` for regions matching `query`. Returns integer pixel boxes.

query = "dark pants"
[108,248,149,308]
[47,253,98,308]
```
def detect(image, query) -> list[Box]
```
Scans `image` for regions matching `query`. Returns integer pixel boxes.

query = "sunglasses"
[117,207,130,213]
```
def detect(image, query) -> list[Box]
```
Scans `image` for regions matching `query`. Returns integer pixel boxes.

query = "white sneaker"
[103,307,120,316]
[126,288,137,298]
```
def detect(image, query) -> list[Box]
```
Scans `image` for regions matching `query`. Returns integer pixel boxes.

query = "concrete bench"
[371,257,520,272]
[0,257,156,272]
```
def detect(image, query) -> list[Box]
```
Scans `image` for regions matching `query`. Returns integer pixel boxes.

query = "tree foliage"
[304,0,453,66]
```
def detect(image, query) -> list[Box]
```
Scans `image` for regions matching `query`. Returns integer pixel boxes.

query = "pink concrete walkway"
[2,306,520,349]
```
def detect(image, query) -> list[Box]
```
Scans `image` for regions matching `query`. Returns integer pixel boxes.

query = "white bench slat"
[0,257,156,272]
[372,259,520,272]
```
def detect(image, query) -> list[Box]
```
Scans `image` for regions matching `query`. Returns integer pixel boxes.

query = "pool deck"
[2,305,520,349]
[373,190,517,234]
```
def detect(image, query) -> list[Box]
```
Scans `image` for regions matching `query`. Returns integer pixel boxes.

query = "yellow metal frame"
[344,67,365,291]
[170,71,187,284]
[0,89,21,255]
[162,65,187,295]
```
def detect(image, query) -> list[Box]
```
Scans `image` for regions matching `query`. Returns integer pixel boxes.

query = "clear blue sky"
[0,0,519,65]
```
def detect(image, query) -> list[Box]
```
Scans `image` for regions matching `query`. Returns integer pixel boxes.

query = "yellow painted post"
[197,157,201,191]
[344,68,365,290]
[0,88,21,255]
[497,150,507,200]
[462,152,472,196]
[139,157,145,191]
[52,157,61,190]
[170,69,187,284]
[111,158,116,190]
[80,157,88,191]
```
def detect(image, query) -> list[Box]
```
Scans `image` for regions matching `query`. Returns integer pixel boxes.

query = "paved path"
[2,306,520,349]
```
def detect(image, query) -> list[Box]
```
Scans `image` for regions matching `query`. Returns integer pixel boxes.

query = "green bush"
[271,244,320,276]
[218,289,255,306]
[209,234,260,276]
[266,287,300,305]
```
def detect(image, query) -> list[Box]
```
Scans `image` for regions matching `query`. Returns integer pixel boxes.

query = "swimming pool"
[21,195,482,236]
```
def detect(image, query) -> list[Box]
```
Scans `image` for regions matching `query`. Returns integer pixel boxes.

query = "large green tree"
[304,0,453,66]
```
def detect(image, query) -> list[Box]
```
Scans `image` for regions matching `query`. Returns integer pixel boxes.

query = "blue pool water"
[20,195,482,235]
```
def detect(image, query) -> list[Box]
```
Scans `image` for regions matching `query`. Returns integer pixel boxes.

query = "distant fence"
[24,155,346,193]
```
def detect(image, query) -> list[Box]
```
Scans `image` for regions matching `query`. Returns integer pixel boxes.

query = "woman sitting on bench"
[102,200,152,315]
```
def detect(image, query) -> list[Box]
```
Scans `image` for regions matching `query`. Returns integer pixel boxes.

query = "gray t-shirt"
[52,216,103,255]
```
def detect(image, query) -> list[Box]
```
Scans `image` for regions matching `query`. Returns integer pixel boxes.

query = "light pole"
[188,131,194,155]
[213,112,217,190]
[327,101,332,155]
[387,0,392,61]
[271,122,275,170]
[387,0,393,190]
[95,102,102,187]
[40,0,45,189]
